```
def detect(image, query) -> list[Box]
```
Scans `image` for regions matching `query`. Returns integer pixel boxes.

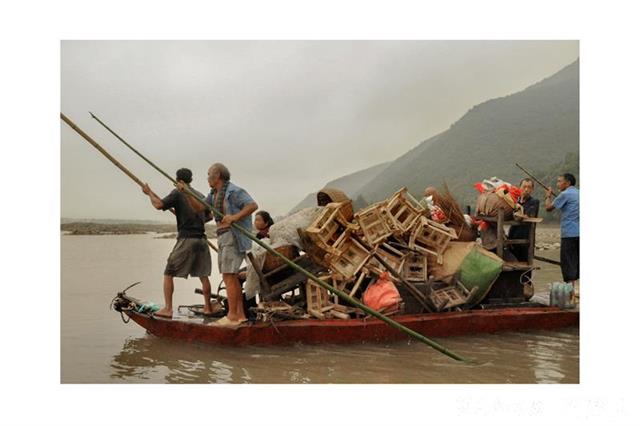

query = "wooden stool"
[325,231,372,281]
[429,280,477,311]
[354,201,393,245]
[305,202,353,255]
[409,216,458,264]
[382,188,425,234]
[366,242,406,276]
[402,252,428,282]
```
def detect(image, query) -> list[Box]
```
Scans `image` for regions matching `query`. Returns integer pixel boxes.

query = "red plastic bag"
[496,184,522,205]
[430,205,447,222]
[363,272,402,312]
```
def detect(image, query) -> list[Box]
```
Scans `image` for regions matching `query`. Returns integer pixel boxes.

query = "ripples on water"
[107,328,578,384]
[62,234,579,384]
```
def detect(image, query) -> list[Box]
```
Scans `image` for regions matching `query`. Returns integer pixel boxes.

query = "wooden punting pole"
[515,163,556,196]
[60,113,218,253]
[534,255,562,266]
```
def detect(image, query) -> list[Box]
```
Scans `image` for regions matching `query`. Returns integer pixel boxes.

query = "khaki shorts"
[164,238,212,278]
[217,231,245,274]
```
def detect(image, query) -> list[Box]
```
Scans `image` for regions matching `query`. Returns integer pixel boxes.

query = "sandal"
[211,316,248,328]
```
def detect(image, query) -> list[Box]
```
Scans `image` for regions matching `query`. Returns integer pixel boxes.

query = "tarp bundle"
[457,246,504,305]
[474,177,522,221]
[473,177,523,249]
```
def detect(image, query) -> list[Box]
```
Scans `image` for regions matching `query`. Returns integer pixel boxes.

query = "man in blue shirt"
[204,163,258,327]
[545,173,579,288]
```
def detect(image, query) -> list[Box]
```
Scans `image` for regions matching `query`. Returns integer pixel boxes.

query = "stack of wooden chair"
[299,187,471,316]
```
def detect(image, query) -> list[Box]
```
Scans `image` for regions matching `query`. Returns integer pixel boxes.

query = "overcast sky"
[61,40,578,221]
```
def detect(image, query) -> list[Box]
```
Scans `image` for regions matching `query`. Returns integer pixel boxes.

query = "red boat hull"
[124,307,579,346]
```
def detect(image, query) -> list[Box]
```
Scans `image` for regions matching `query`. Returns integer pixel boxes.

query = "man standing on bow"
[142,168,213,318]
[206,163,258,327]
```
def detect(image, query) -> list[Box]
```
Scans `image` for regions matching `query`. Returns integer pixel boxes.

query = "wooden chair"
[476,209,543,304]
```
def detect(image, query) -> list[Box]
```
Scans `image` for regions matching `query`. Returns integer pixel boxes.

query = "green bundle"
[458,247,503,305]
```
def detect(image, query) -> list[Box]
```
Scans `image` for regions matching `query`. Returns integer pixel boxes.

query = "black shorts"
[560,237,579,282]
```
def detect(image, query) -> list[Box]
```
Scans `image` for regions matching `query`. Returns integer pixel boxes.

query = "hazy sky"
[61,40,578,221]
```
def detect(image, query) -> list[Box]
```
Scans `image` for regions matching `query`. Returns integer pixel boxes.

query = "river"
[61,233,578,383]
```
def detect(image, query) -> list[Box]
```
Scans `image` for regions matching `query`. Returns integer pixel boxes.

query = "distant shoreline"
[61,221,560,247]
[61,222,217,237]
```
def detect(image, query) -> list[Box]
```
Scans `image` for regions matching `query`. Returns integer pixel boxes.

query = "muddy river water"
[61,233,578,383]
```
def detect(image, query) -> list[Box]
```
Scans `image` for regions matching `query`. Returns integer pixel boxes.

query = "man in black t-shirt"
[142,168,213,318]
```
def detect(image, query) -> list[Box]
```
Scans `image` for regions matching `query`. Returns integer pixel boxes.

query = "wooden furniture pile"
[232,187,543,323]
[297,187,469,318]
[247,187,543,322]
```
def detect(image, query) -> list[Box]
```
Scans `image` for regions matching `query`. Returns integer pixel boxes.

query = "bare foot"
[154,307,173,318]
[203,305,213,315]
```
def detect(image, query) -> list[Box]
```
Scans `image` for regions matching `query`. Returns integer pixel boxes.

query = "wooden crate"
[305,278,331,319]
[354,202,393,245]
[381,188,425,234]
[409,216,458,263]
[305,202,351,255]
[402,251,428,282]
[366,242,407,276]
[325,231,372,280]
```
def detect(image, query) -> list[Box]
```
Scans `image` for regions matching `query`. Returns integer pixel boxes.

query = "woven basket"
[317,187,353,221]
[262,245,300,273]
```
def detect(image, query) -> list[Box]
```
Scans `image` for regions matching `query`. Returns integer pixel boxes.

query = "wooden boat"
[112,208,578,347]
[113,291,578,346]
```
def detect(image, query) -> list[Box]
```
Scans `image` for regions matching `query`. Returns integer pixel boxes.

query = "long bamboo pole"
[89,112,219,252]
[534,255,561,266]
[353,235,432,313]
[90,112,177,183]
[515,163,556,196]
[62,112,470,363]
[60,113,218,253]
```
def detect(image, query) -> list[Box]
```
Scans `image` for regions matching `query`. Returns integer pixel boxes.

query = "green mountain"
[288,162,390,213]
[355,59,579,208]
[288,59,579,218]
